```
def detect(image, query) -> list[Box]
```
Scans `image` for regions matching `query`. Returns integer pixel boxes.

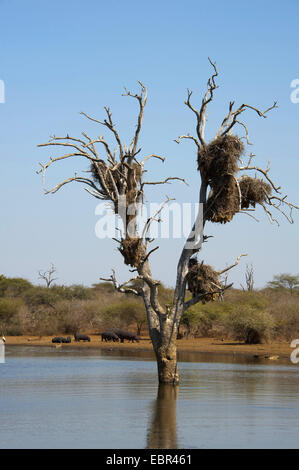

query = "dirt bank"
[4,335,294,360]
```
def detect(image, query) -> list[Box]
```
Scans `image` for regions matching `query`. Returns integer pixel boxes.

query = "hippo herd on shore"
[51,329,140,344]
[101,328,140,343]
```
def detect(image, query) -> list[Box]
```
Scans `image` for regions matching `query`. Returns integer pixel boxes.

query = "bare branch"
[267,195,299,224]
[100,269,141,296]
[219,101,278,137]
[239,154,281,193]
[260,202,280,226]
[142,176,188,187]
[228,173,242,211]
[140,154,166,165]
[215,101,235,137]
[83,135,115,164]
[238,210,260,222]
[84,187,104,199]
[183,58,218,148]
[239,154,298,224]
[217,254,247,275]
[174,134,200,149]
[141,196,175,241]
[234,120,253,145]
[141,246,159,264]
[44,174,104,197]
[200,57,218,140]
[38,140,92,157]
[122,81,147,155]
[80,108,124,159]
[36,136,101,188]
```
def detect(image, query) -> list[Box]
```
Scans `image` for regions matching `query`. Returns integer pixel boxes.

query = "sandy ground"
[4,335,294,360]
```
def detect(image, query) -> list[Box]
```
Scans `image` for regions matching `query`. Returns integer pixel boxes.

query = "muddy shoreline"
[4,335,294,360]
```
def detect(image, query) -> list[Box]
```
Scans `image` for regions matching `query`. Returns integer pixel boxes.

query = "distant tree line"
[0,273,298,343]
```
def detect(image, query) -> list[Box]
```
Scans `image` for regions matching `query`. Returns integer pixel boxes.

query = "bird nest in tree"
[186,262,221,303]
[118,237,144,267]
[90,161,143,213]
[90,161,121,194]
[239,176,272,209]
[205,174,240,224]
[197,135,244,180]
[197,135,245,224]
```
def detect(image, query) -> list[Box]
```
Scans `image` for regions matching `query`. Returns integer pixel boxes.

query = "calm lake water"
[0,346,298,449]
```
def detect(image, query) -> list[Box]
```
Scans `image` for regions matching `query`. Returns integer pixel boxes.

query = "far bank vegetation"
[0,274,298,344]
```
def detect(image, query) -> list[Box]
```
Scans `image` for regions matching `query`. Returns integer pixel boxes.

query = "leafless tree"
[241,264,254,291]
[38,263,58,288]
[38,61,298,384]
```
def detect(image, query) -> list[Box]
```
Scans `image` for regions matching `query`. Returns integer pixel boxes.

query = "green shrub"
[101,299,146,335]
[6,324,23,336]
[92,282,116,294]
[0,298,23,334]
[23,287,59,307]
[181,301,233,337]
[224,306,275,344]
[267,294,299,340]
[0,276,33,297]
[51,284,93,300]
[54,299,97,334]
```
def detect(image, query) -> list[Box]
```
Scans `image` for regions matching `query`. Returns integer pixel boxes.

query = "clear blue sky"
[0,0,298,289]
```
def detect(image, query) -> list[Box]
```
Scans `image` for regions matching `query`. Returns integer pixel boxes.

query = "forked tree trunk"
[140,248,188,384]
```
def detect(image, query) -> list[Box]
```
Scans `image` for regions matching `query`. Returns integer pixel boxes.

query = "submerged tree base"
[155,346,179,385]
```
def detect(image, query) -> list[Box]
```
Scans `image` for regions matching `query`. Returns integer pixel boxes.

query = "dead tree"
[38,63,298,384]
[38,263,58,288]
[241,264,254,291]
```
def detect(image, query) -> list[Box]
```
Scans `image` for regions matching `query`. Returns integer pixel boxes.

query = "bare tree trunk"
[143,294,181,384]
[152,323,179,385]
[139,256,182,384]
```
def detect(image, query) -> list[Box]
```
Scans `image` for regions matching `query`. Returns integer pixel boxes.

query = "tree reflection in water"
[146,384,178,449]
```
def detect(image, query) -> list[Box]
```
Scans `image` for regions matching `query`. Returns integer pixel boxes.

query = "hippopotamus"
[101,330,119,342]
[52,336,71,344]
[111,329,140,343]
[61,336,71,343]
[74,333,90,342]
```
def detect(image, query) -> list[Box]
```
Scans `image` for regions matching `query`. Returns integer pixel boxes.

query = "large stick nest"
[186,261,221,303]
[198,135,244,224]
[90,161,143,212]
[205,174,240,224]
[198,134,244,181]
[239,175,272,209]
[90,161,121,194]
[118,237,144,267]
